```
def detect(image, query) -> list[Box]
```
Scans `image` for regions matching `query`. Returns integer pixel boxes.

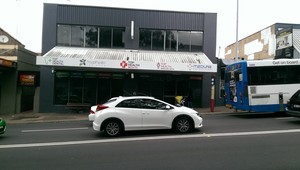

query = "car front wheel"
[174,117,192,133]
[104,120,122,137]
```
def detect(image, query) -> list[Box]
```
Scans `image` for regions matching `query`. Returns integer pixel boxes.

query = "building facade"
[38,4,219,113]
[225,23,300,60]
[0,28,39,115]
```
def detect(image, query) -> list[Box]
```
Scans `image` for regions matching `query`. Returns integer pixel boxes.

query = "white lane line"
[21,127,88,133]
[2,129,300,149]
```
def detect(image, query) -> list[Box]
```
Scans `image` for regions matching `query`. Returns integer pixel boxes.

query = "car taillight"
[96,105,108,112]
[90,110,95,114]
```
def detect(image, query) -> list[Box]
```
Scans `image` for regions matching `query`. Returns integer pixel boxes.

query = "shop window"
[85,26,98,48]
[97,77,111,104]
[83,73,97,105]
[111,78,124,97]
[54,72,70,105]
[69,72,84,103]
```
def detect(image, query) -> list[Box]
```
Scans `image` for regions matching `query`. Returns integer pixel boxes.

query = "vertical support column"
[210,74,215,112]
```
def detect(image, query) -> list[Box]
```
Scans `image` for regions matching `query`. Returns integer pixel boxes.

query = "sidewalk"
[1,106,234,124]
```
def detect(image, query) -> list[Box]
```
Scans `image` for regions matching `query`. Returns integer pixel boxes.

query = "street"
[1,112,300,169]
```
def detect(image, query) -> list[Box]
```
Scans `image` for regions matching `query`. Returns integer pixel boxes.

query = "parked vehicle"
[286,90,300,117]
[93,96,203,137]
[0,118,6,135]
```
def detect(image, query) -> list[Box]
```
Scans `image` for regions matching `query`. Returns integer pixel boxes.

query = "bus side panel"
[248,104,287,112]
[248,84,299,112]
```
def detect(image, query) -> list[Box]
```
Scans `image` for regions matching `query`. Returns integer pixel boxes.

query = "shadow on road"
[95,129,203,138]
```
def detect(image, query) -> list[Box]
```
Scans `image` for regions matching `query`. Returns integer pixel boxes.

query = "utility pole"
[235,0,239,60]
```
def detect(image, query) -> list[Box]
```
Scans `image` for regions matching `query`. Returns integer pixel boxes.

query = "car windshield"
[292,90,300,100]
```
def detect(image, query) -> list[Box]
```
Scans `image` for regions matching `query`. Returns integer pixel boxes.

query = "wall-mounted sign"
[19,74,36,86]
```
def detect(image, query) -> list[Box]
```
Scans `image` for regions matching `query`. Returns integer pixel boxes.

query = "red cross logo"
[120,61,128,68]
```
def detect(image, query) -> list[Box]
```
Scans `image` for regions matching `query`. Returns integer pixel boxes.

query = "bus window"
[234,71,241,81]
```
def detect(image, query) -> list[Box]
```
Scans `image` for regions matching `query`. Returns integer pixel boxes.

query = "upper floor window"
[57,24,125,48]
[57,25,71,46]
[85,26,98,48]
[71,26,84,47]
[139,29,203,52]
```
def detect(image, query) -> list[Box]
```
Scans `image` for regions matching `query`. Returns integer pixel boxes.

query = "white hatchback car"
[93,96,203,137]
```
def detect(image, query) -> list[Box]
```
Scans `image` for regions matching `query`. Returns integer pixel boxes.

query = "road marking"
[2,128,300,149]
[21,127,89,133]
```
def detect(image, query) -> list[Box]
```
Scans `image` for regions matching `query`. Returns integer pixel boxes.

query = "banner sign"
[37,56,217,73]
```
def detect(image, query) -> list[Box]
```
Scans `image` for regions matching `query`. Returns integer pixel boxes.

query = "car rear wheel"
[104,120,122,137]
[174,117,192,133]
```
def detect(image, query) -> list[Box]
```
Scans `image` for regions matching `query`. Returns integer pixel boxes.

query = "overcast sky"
[1,0,300,57]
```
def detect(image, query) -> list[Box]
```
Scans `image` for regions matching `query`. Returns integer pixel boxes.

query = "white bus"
[224,59,300,112]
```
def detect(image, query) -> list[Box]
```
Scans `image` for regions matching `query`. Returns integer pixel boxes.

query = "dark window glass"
[71,26,84,47]
[57,25,71,46]
[85,26,98,48]
[191,31,203,52]
[166,31,177,51]
[97,78,111,104]
[292,90,300,99]
[152,30,165,51]
[113,28,125,48]
[164,79,175,95]
[248,66,293,85]
[111,78,124,97]
[69,72,84,103]
[54,72,69,104]
[178,31,190,52]
[139,29,152,50]
[83,73,97,105]
[117,99,140,108]
[99,27,112,48]
[248,68,259,85]
[177,80,188,96]
[287,66,300,83]
[140,99,166,110]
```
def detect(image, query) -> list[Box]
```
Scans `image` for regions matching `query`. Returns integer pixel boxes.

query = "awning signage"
[0,58,17,68]
[37,47,217,73]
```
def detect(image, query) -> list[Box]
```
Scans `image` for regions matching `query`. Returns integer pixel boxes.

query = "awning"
[0,57,17,69]
[37,46,217,73]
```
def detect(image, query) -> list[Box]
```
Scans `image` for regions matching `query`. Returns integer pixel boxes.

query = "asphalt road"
[1,112,300,170]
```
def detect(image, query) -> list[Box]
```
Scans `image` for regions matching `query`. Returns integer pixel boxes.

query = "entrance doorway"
[21,86,35,112]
